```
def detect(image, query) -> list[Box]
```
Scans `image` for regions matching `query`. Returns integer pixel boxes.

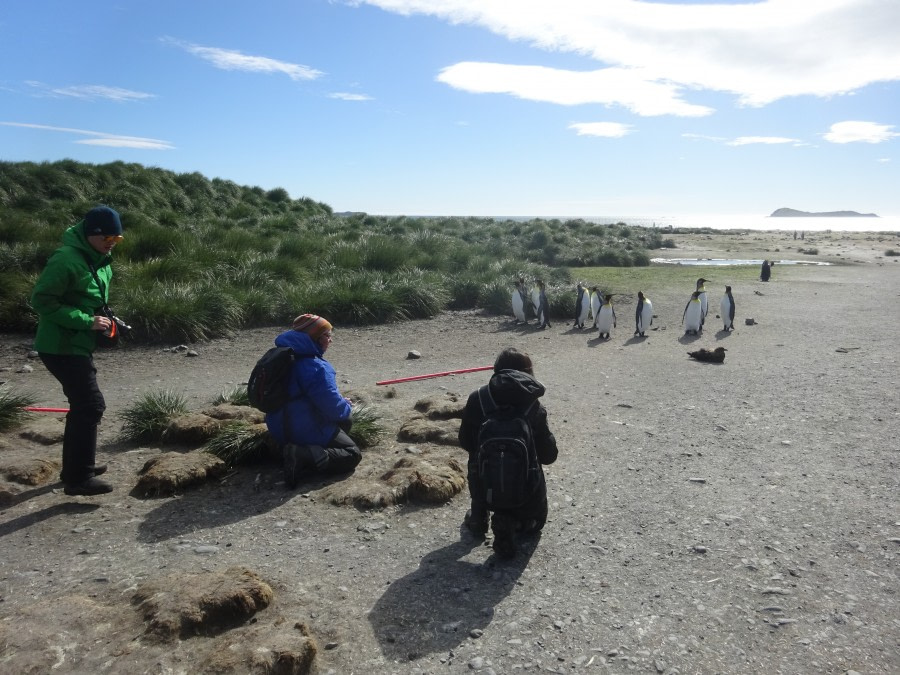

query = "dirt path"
[1,232,898,674]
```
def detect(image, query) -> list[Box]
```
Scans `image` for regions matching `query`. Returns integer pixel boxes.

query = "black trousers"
[467,455,548,533]
[298,428,362,475]
[39,353,106,485]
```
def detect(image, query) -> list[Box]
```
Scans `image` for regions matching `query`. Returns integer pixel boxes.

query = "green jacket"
[31,223,113,356]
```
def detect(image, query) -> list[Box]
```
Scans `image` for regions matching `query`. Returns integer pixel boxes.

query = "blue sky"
[2,0,899,218]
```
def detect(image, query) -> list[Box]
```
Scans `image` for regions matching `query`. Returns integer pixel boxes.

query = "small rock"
[688,477,706,484]
[186,349,199,357]
[193,545,220,555]
[468,656,484,669]
[407,350,422,359]
[16,365,34,374]
[469,628,483,638]
[27,350,39,359]
[324,642,339,650]
[745,318,756,325]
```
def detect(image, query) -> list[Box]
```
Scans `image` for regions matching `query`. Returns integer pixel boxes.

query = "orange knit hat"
[292,314,332,340]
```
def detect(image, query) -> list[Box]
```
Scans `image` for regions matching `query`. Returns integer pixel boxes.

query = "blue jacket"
[265,329,351,446]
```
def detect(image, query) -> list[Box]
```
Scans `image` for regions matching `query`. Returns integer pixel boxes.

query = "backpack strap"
[477,385,497,417]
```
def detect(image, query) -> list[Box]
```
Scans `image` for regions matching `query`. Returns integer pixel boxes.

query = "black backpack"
[247,347,308,413]
[476,385,539,510]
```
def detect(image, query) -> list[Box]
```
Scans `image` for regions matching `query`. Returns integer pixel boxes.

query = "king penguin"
[683,291,703,335]
[511,278,527,324]
[590,286,602,329]
[531,281,541,320]
[574,282,590,328]
[634,291,653,337]
[596,294,616,339]
[537,279,551,329]
[695,278,709,327]
[720,285,735,331]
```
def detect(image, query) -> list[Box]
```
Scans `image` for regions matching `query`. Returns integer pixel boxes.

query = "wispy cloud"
[728,136,802,146]
[439,62,711,117]
[26,81,156,102]
[328,92,373,101]
[0,122,174,150]
[365,1,900,116]
[823,120,899,144]
[569,122,633,138]
[165,38,323,81]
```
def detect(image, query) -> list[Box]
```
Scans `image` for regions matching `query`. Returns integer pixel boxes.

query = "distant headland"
[770,208,879,218]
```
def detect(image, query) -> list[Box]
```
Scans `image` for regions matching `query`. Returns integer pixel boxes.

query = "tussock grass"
[349,404,385,449]
[0,159,694,337]
[204,423,269,467]
[213,386,250,407]
[0,386,36,432]
[119,389,189,444]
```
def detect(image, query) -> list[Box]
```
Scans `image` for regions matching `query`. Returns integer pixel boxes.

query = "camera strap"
[78,250,112,313]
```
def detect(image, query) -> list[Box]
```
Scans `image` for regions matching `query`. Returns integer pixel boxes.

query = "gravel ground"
[1,230,898,674]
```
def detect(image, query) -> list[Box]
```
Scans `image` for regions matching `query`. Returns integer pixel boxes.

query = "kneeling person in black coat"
[458,348,558,558]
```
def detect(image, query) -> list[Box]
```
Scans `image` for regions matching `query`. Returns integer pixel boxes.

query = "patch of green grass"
[213,386,250,407]
[205,422,269,467]
[0,386,36,432]
[349,404,384,449]
[572,265,764,297]
[119,389,189,444]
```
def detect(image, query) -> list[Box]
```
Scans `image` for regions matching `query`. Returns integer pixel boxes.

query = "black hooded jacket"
[458,369,558,466]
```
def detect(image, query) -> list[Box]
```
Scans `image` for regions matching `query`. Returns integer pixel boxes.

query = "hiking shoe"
[463,509,489,537]
[64,477,113,496]
[283,443,314,489]
[491,513,519,559]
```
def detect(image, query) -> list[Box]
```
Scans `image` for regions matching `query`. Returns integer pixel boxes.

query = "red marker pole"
[24,406,70,413]
[376,365,493,386]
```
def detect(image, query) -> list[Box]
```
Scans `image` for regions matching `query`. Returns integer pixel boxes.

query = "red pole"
[24,406,69,413]
[377,365,493,386]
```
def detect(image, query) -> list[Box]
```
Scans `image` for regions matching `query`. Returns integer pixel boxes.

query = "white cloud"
[50,84,156,102]
[823,120,899,144]
[165,38,323,81]
[328,92,373,101]
[569,122,633,138]
[364,0,900,114]
[0,122,174,150]
[728,136,801,146]
[438,62,712,117]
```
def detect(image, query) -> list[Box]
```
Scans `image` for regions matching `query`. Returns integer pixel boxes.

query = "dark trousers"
[467,456,549,533]
[301,428,362,475]
[39,353,106,485]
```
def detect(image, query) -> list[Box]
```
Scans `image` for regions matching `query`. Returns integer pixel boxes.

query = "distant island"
[770,208,879,218]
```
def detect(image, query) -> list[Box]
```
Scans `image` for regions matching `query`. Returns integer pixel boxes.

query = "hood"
[274,329,323,357]
[62,223,109,266]
[488,369,545,408]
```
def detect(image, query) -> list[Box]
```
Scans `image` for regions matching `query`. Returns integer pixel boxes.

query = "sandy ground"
[1,229,898,674]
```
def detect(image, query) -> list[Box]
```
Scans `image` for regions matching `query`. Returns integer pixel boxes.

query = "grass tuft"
[0,386,36,432]
[213,386,250,407]
[349,404,385,448]
[119,389,189,443]
[204,422,269,467]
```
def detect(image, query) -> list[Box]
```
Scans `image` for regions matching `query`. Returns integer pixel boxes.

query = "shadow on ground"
[368,531,538,661]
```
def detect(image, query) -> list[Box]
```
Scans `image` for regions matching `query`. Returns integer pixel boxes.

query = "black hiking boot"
[464,509,489,537]
[283,443,314,489]
[64,477,113,496]
[491,513,519,559]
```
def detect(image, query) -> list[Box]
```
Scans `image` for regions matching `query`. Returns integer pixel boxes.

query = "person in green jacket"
[31,206,124,496]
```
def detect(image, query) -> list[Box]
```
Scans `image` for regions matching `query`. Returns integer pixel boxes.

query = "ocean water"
[576,214,900,233]
[497,214,899,233]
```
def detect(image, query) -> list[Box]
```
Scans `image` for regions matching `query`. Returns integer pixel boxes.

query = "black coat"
[458,369,558,466]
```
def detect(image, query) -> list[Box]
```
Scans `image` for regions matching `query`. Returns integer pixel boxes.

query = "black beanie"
[82,206,123,236]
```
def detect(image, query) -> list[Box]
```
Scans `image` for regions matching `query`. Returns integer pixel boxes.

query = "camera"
[111,315,132,336]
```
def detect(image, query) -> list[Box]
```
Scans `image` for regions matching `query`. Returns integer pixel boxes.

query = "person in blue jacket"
[266,313,361,488]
